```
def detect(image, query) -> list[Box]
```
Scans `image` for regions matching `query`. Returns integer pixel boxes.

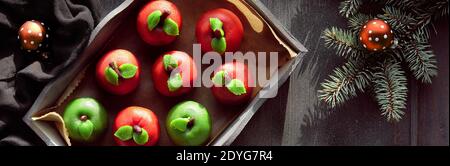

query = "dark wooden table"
[99,0,449,146]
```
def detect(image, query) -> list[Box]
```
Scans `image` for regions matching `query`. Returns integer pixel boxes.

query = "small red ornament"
[18,20,49,54]
[359,18,394,52]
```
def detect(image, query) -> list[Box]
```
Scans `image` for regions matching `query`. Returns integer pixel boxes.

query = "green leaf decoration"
[163,54,178,71]
[170,118,190,132]
[114,125,133,141]
[210,18,224,31]
[147,10,162,31]
[163,18,179,36]
[78,120,94,140]
[209,18,226,53]
[105,67,119,86]
[212,70,228,86]
[226,79,247,96]
[211,37,227,54]
[167,73,183,92]
[217,29,225,37]
[119,63,138,79]
[133,128,149,145]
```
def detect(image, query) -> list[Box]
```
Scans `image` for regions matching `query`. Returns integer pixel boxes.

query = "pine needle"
[348,13,371,32]
[402,37,438,83]
[318,60,372,108]
[322,27,365,60]
[385,0,420,10]
[379,6,416,34]
[339,0,362,18]
[373,60,407,122]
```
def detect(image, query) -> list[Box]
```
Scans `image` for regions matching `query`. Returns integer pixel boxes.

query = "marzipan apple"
[63,98,108,142]
[96,49,140,95]
[196,8,244,54]
[113,106,160,146]
[166,101,212,146]
[211,62,253,105]
[137,0,182,46]
[152,51,198,97]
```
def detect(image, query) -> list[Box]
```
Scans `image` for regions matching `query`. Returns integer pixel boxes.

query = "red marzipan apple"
[211,62,253,105]
[137,0,182,46]
[152,51,198,97]
[96,49,140,95]
[196,8,244,54]
[113,106,160,146]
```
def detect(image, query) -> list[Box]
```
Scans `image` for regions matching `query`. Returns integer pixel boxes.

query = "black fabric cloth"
[0,0,105,146]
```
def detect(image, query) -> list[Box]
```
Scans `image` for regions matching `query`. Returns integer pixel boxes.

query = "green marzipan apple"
[63,98,108,142]
[166,101,212,146]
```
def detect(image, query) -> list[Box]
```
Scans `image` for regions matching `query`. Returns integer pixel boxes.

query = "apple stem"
[109,62,123,78]
[187,118,195,129]
[133,125,142,134]
[158,10,171,27]
[165,65,174,74]
[80,115,88,122]
[213,29,223,39]
[165,62,181,75]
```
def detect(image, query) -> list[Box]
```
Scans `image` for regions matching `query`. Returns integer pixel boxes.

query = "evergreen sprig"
[322,27,365,60]
[339,0,362,18]
[373,60,407,122]
[319,0,447,121]
[434,0,450,18]
[379,6,417,34]
[384,0,421,10]
[348,13,371,32]
[318,60,372,108]
[413,0,449,22]
[402,37,438,83]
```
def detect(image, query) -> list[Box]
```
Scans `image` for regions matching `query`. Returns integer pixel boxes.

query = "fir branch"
[413,0,449,21]
[389,48,404,62]
[322,27,365,59]
[318,60,372,108]
[385,0,421,10]
[429,0,449,19]
[373,60,407,122]
[408,0,449,35]
[379,6,416,34]
[339,0,362,18]
[348,13,371,32]
[437,0,450,18]
[402,35,438,83]
[412,26,430,43]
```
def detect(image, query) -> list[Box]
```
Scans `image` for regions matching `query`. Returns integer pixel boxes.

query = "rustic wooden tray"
[23,0,307,146]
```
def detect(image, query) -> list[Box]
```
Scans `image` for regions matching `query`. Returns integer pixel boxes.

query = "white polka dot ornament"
[359,18,394,52]
[18,20,50,57]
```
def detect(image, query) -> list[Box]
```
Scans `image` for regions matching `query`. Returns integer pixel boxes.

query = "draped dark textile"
[0,0,106,146]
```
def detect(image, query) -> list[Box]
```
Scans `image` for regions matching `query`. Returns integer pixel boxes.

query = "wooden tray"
[23,0,307,146]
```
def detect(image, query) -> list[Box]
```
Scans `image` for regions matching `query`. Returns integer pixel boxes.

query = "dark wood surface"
[99,0,449,146]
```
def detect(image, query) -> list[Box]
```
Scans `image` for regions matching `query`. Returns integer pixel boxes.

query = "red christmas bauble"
[359,19,394,52]
[18,20,49,53]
